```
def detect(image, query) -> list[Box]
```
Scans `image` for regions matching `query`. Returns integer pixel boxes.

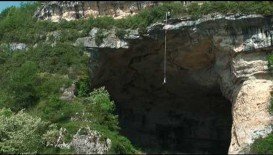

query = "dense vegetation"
[0,108,47,153]
[0,2,138,154]
[1,1,273,154]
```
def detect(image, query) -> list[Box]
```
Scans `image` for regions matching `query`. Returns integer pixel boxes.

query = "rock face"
[0,43,28,51]
[74,27,130,49]
[44,126,111,154]
[70,127,111,154]
[82,14,273,153]
[60,83,76,101]
[9,43,28,51]
[34,1,162,22]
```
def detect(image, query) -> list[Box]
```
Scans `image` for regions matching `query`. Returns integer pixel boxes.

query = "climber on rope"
[163,10,171,85]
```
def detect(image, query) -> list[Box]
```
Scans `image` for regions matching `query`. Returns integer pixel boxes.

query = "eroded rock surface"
[83,14,273,153]
[70,127,111,154]
[34,1,161,22]
[44,126,111,154]
[0,43,28,51]
[60,83,76,101]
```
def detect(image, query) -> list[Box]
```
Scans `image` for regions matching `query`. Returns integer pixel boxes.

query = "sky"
[0,1,22,13]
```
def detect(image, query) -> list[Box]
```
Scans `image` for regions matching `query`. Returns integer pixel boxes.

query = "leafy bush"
[75,76,91,97]
[35,96,84,123]
[116,29,128,39]
[0,42,88,111]
[59,29,82,42]
[95,29,107,46]
[250,132,273,154]
[4,61,40,111]
[0,108,47,154]
[268,54,273,72]
[37,73,72,99]
[85,87,119,131]
[90,16,115,29]
[26,43,89,78]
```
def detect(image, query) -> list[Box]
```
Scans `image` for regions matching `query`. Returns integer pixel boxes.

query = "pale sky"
[0,1,22,13]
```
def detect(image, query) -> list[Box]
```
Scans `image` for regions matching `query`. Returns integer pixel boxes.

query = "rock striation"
[34,1,162,22]
[78,14,273,153]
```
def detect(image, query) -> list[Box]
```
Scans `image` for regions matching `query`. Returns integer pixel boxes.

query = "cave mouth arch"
[89,42,232,153]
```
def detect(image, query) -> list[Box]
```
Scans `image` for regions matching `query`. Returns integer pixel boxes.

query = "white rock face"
[44,126,111,154]
[74,28,131,49]
[60,83,76,101]
[229,79,273,153]
[34,1,162,22]
[70,127,111,154]
[9,43,28,51]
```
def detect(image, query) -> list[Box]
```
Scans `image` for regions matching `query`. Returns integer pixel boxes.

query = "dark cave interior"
[89,37,232,153]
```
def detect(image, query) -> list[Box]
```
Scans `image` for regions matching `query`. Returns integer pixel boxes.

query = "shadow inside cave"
[89,37,232,154]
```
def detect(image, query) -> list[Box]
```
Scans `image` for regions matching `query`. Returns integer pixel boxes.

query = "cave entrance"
[108,81,232,154]
[89,40,232,153]
[114,84,232,154]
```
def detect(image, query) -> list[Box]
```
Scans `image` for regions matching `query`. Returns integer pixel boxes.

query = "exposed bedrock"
[80,14,273,153]
[34,1,162,22]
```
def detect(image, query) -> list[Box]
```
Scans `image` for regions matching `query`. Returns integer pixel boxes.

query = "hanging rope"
[163,12,168,85]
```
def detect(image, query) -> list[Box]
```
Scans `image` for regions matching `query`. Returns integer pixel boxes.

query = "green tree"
[86,87,119,131]
[5,61,39,111]
[75,77,91,97]
[0,108,47,154]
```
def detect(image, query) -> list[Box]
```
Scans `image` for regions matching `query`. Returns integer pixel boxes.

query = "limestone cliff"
[34,1,161,22]
[74,14,273,153]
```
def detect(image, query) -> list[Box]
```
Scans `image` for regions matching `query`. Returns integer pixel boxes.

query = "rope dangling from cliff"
[163,11,169,85]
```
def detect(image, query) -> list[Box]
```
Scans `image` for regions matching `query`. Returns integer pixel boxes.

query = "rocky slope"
[34,1,163,22]
[74,14,273,153]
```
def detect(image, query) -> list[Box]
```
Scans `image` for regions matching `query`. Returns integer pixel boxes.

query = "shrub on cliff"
[35,96,84,123]
[3,61,40,111]
[75,76,91,97]
[34,87,138,154]
[250,132,273,154]
[0,108,47,154]
[26,43,89,78]
[268,54,273,72]
[86,87,119,131]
